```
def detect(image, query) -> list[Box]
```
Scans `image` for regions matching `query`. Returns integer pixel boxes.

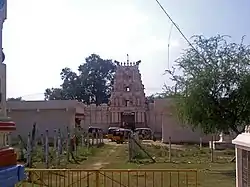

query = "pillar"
[141,112,144,123]
[235,147,242,187]
[115,112,118,123]
[139,112,141,122]
[111,112,114,123]
[0,6,6,117]
[0,63,6,116]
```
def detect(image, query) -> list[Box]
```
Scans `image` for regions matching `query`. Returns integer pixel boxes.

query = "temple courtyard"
[18,141,235,187]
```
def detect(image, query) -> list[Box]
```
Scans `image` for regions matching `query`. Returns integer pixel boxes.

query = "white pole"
[161,113,164,142]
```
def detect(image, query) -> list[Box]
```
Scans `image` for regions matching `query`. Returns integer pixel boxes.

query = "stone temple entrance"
[121,112,135,130]
[109,58,146,130]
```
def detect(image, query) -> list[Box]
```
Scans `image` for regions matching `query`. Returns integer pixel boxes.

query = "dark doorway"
[75,118,81,128]
[75,113,84,128]
[121,112,135,130]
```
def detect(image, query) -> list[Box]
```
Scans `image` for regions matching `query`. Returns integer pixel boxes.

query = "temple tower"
[109,55,147,129]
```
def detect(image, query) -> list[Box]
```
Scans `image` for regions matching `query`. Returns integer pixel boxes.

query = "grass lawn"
[104,142,236,187]
[17,141,235,187]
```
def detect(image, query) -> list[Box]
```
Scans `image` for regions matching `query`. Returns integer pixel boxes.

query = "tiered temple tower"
[109,55,147,129]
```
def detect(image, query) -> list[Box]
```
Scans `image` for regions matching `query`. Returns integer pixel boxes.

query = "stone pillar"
[0,22,2,61]
[141,112,144,123]
[118,112,120,124]
[232,125,250,187]
[235,147,242,187]
[219,132,224,142]
[111,112,114,123]
[137,112,141,123]
[0,63,6,116]
[115,112,118,123]
[0,5,6,117]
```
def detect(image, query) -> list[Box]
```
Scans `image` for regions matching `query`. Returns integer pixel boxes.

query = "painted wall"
[81,103,110,132]
[79,98,217,143]
[7,98,225,144]
[7,108,76,139]
[152,98,217,143]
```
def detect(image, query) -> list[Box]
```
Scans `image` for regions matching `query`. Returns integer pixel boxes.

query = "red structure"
[0,118,17,167]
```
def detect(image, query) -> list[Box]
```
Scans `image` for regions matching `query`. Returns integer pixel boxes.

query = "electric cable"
[167,23,173,70]
[155,0,207,63]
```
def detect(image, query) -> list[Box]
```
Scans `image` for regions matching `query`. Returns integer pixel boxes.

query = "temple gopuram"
[109,57,146,130]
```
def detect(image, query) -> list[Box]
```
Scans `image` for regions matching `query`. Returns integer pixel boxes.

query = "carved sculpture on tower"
[0,1,26,186]
[109,55,146,130]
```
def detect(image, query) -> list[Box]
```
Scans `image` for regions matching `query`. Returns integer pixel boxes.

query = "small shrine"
[210,132,234,150]
[0,117,26,186]
[232,126,250,187]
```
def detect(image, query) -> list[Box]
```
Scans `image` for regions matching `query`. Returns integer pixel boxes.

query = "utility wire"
[155,0,207,63]
[20,93,44,97]
[8,93,44,98]
[167,23,173,70]
[11,87,164,99]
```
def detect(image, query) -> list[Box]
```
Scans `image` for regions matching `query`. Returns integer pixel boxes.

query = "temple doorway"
[75,113,84,129]
[121,112,135,130]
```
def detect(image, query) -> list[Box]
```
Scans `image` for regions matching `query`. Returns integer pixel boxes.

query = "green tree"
[7,97,23,101]
[44,88,67,100]
[146,84,179,103]
[146,95,156,103]
[44,54,117,105]
[169,35,250,135]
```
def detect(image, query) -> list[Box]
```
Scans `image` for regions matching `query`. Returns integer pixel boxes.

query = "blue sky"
[4,0,250,100]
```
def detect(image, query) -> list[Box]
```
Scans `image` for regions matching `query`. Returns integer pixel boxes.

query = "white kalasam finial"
[247,126,250,133]
[219,132,224,142]
[245,125,250,133]
[245,126,248,133]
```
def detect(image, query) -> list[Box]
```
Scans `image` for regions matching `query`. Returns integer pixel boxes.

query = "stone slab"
[209,141,234,150]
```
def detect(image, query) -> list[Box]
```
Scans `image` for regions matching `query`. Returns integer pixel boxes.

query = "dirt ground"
[77,141,123,169]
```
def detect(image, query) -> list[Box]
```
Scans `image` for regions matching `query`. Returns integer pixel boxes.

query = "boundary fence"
[16,168,198,187]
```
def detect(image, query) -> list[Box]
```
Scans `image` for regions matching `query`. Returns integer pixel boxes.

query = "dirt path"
[84,142,123,169]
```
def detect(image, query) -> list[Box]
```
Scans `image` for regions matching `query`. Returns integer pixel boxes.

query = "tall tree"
[146,84,179,103]
[168,35,250,135]
[44,54,116,105]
